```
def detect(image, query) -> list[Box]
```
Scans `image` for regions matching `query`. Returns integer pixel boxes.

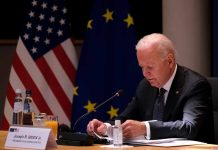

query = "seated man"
[86,33,214,143]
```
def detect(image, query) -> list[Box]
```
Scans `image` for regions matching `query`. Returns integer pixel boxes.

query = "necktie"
[153,88,166,121]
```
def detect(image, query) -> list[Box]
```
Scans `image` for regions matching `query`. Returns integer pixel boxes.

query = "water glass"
[33,115,46,127]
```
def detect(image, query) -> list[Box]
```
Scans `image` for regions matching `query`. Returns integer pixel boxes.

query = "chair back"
[207,77,218,144]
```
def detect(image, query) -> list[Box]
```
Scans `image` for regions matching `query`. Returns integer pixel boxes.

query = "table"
[0,130,218,150]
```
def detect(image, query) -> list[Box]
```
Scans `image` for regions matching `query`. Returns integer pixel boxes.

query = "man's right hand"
[86,119,107,136]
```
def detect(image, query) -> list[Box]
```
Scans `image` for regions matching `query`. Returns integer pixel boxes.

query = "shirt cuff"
[144,120,157,140]
[144,121,151,140]
[104,123,112,137]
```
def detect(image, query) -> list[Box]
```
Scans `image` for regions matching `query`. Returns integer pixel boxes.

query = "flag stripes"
[36,57,72,118]
[5,84,15,110]
[3,36,77,129]
[44,51,74,101]
[53,45,77,84]
[14,49,52,114]
[2,0,78,130]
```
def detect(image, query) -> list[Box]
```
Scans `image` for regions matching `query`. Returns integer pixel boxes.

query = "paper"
[145,139,206,147]
[93,130,207,147]
[124,138,183,144]
[124,138,207,147]
[93,131,113,141]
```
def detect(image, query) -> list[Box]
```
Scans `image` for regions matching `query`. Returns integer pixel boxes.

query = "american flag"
[1,0,78,129]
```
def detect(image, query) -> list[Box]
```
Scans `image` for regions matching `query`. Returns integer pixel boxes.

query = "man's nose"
[143,70,151,78]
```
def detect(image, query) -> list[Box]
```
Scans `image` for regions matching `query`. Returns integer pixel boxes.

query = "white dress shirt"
[145,64,177,139]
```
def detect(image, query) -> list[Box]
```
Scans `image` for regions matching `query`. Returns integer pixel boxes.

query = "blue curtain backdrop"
[71,0,143,132]
[213,0,218,76]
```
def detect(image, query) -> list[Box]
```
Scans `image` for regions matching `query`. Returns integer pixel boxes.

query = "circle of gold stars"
[86,8,134,30]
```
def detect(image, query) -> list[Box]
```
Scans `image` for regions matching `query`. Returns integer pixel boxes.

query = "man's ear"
[167,53,175,66]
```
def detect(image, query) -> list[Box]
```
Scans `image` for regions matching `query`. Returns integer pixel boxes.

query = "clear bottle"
[113,120,123,147]
[23,89,34,125]
[12,89,23,125]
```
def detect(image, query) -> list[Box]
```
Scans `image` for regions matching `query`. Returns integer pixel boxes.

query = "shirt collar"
[162,64,177,92]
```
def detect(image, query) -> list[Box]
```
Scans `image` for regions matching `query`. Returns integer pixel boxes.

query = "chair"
[207,77,218,144]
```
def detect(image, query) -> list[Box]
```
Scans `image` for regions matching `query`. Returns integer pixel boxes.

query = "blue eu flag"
[71,0,143,132]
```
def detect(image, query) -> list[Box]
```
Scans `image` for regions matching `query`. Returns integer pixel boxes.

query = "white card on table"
[5,125,57,149]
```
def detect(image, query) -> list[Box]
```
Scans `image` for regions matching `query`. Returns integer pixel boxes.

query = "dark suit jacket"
[118,65,214,143]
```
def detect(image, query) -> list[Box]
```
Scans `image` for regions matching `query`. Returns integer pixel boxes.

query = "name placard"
[5,126,57,149]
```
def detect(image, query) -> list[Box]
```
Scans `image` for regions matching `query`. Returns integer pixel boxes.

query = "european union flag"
[71,0,143,132]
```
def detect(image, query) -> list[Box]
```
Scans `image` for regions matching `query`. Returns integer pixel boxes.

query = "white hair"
[136,33,176,59]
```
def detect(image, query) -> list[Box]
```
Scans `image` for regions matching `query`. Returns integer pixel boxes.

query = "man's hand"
[86,119,107,136]
[121,120,146,138]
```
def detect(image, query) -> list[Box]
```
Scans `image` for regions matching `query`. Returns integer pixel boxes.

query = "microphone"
[73,89,123,131]
[57,89,124,146]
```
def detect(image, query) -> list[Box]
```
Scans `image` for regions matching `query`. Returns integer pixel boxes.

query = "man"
[86,33,214,143]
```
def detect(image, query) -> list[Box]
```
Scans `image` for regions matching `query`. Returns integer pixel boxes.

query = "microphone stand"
[57,90,123,146]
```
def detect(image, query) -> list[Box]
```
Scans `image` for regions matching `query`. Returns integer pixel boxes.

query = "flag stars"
[62,8,67,14]
[39,14,45,20]
[123,13,134,28]
[59,19,65,25]
[49,16,55,23]
[52,5,58,11]
[47,27,53,34]
[26,22,32,29]
[44,38,50,45]
[32,0,37,7]
[23,33,29,40]
[57,30,63,36]
[84,100,96,113]
[34,36,40,42]
[31,47,37,53]
[87,19,93,29]
[73,86,79,96]
[41,2,47,9]
[36,25,42,31]
[29,11,35,18]
[107,106,119,119]
[102,9,113,23]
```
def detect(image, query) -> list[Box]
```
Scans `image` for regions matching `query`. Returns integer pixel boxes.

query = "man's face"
[136,46,175,88]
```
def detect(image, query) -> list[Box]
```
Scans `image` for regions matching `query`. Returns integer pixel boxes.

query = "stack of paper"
[124,138,206,147]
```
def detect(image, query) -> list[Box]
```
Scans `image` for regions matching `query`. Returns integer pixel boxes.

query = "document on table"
[124,137,207,147]
[145,139,206,147]
[93,131,207,147]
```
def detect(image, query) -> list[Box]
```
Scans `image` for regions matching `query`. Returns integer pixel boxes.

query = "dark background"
[0,0,162,41]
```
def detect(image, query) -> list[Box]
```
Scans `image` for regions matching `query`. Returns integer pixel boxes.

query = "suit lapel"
[149,88,159,118]
[144,85,158,120]
[163,65,185,120]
